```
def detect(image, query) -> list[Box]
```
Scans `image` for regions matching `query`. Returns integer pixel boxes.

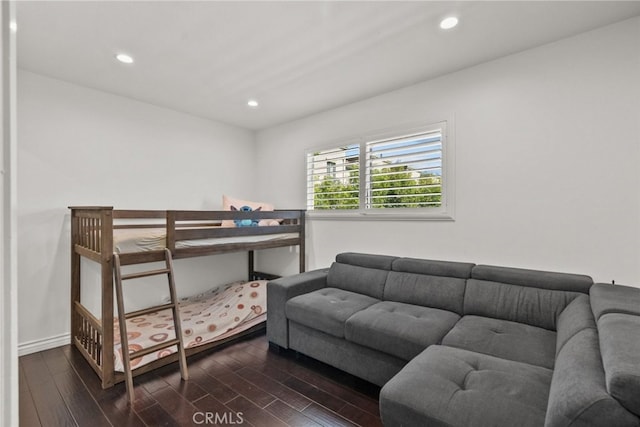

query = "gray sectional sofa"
[267,252,640,427]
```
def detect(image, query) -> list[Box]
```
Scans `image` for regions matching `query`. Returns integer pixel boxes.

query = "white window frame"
[306,119,455,221]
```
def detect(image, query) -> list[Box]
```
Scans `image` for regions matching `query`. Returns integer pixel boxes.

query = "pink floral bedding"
[114,280,267,372]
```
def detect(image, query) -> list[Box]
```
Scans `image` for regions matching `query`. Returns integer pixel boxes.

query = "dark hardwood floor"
[19,332,382,427]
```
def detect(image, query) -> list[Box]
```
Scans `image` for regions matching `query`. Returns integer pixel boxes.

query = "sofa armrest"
[267,269,329,348]
[598,313,640,417]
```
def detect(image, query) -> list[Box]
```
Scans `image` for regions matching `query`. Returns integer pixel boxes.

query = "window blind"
[306,122,446,214]
[365,130,442,209]
[306,144,360,210]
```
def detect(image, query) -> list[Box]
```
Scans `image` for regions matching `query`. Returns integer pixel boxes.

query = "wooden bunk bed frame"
[69,206,305,389]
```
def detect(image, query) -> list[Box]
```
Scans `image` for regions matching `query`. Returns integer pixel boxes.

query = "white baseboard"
[18,333,71,356]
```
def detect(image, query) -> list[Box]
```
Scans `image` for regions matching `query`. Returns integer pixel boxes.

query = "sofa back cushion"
[391,257,475,279]
[472,265,593,294]
[545,328,639,427]
[464,265,592,331]
[598,313,640,417]
[464,279,581,331]
[383,258,473,314]
[327,263,388,300]
[384,272,466,314]
[383,271,466,316]
[335,252,397,270]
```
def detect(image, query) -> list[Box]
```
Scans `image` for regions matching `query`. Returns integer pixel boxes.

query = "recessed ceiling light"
[9,21,17,32]
[247,99,259,108]
[115,53,134,64]
[440,16,459,30]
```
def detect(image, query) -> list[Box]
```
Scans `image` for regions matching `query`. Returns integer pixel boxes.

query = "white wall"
[2,1,19,425]
[255,18,640,286]
[17,70,258,351]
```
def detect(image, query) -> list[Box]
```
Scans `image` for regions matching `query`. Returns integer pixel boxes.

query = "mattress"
[113,227,298,253]
[113,280,267,372]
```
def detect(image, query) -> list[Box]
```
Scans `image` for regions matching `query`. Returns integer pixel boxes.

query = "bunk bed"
[69,206,305,389]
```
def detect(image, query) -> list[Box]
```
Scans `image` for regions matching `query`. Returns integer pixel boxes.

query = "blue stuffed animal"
[231,205,261,227]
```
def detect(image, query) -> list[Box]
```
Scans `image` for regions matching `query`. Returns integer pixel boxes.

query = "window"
[307,144,360,210]
[306,121,453,219]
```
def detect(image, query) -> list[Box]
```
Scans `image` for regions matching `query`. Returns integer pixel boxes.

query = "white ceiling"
[16,1,640,130]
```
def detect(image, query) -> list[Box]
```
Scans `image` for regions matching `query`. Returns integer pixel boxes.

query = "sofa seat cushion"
[441,315,557,369]
[344,301,460,361]
[285,288,379,338]
[380,345,553,427]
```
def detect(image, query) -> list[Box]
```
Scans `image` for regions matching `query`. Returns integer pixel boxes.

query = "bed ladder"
[113,248,189,404]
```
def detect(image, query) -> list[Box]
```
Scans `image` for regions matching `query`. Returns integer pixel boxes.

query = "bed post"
[299,211,306,273]
[166,210,176,256]
[100,208,114,388]
[248,251,255,280]
[70,209,81,348]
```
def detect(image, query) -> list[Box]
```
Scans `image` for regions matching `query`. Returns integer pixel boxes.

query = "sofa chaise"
[267,252,640,427]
